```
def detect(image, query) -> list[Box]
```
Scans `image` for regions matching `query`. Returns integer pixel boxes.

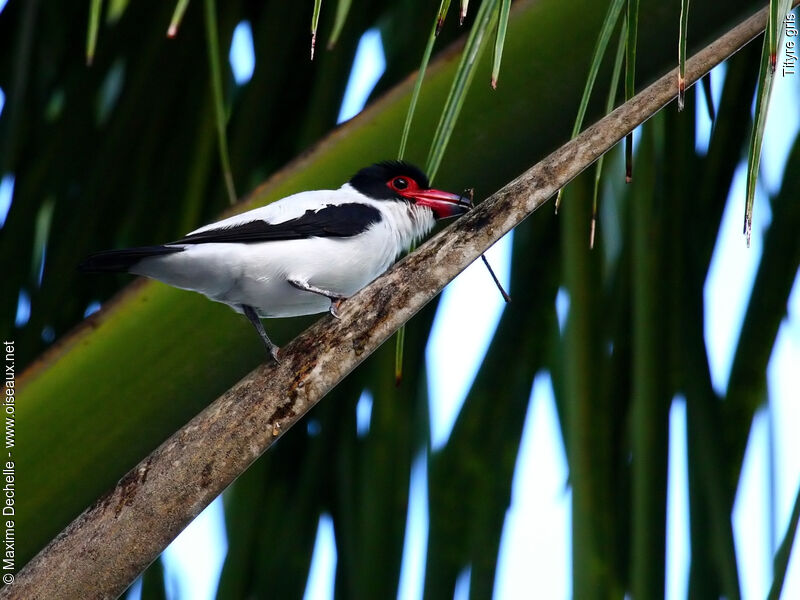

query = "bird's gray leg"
[287,278,345,319]
[242,305,280,362]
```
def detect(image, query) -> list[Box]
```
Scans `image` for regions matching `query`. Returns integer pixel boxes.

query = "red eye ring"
[389,176,410,191]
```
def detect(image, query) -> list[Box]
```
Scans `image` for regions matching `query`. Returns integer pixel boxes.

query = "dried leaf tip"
[310,0,322,60]
[459,0,469,25]
[168,0,190,40]
[460,188,511,303]
[481,255,511,303]
[436,16,446,36]
[743,210,753,247]
[625,132,633,183]
[770,52,777,73]
[677,75,685,111]
[490,76,498,90]
[589,215,596,249]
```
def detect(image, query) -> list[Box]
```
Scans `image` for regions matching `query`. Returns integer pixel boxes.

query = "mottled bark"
[2,6,776,599]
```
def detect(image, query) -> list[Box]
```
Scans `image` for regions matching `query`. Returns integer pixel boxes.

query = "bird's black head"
[348,161,469,219]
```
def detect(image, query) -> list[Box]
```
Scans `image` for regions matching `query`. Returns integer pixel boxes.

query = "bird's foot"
[288,279,346,319]
[269,344,281,363]
[329,297,345,319]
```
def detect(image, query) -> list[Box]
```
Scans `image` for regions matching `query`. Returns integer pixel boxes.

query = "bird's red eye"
[389,176,410,191]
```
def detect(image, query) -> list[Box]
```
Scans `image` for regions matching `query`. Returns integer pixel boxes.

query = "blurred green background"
[2,0,799,597]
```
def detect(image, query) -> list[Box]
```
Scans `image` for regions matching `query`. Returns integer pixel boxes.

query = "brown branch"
[3,5,776,599]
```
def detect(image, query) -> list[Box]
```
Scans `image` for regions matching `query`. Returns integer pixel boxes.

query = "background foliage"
[2,0,799,597]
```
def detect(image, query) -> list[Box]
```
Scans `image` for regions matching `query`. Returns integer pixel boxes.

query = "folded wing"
[172,203,382,244]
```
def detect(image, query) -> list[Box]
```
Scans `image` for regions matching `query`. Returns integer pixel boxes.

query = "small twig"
[461,187,511,303]
[481,254,511,302]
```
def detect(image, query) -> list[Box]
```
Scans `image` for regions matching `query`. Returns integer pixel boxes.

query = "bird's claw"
[270,346,281,363]
[329,298,344,319]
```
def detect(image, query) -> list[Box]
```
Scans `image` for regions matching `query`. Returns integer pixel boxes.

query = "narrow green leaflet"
[744,0,792,246]
[327,0,351,50]
[204,0,237,205]
[768,482,800,599]
[554,0,625,212]
[396,0,499,383]
[678,0,690,110]
[569,0,626,138]
[591,18,627,248]
[624,0,639,183]
[167,0,191,38]
[311,0,323,59]
[106,0,130,24]
[398,0,450,160]
[32,199,55,285]
[426,0,500,183]
[491,0,512,89]
[394,0,450,382]
[86,0,103,65]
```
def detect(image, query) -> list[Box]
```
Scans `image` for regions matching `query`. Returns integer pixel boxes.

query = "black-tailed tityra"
[80,161,469,361]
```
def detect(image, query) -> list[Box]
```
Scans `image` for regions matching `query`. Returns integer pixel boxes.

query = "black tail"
[79,245,183,273]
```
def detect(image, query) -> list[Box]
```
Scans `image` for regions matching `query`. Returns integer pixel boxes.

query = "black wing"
[171,203,382,245]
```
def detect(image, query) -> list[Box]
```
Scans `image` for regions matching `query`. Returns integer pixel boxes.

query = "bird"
[80,161,470,361]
